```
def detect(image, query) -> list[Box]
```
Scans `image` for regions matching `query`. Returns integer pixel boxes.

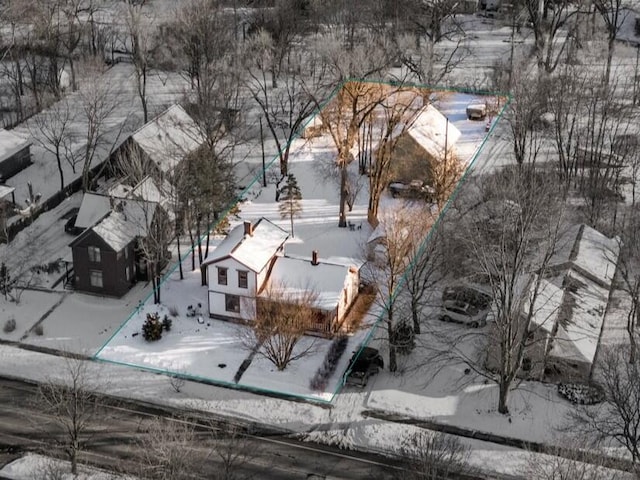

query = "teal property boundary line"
[93,81,344,363]
[332,87,512,400]
[95,80,511,405]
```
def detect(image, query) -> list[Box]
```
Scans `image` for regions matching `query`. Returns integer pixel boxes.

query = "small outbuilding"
[0,129,31,181]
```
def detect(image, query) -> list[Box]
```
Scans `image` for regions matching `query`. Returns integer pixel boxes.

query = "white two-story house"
[202,218,361,337]
[202,219,289,322]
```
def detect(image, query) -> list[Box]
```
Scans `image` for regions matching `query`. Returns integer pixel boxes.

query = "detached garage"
[0,129,31,181]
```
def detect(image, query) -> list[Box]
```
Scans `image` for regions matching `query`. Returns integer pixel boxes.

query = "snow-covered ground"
[0,453,133,480]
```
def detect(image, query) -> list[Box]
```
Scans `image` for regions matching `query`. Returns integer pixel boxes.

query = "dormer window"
[88,246,101,263]
[217,267,228,285]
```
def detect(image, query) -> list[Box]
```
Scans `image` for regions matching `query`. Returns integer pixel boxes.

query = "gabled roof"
[131,104,205,174]
[525,275,564,332]
[75,193,111,230]
[203,218,289,273]
[91,200,157,252]
[0,129,30,164]
[548,270,609,366]
[404,104,461,160]
[261,255,357,312]
[548,224,620,289]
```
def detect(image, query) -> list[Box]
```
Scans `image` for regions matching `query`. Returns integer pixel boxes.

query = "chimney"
[244,221,253,237]
[311,250,319,266]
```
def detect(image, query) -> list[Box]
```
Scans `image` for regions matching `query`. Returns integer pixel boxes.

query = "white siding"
[207,257,258,320]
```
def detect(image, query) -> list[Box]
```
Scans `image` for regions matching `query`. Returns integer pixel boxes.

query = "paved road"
[0,377,399,480]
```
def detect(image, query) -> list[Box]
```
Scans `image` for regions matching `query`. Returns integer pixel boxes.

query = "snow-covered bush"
[310,335,348,391]
[162,315,172,332]
[557,382,605,405]
[3,317,16,333]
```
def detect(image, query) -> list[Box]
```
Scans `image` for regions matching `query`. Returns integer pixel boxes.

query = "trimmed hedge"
[310,335,349,391]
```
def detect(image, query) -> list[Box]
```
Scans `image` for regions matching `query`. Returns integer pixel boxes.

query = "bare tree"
[402,215,443,335]
[571,345,640,476]
[241,281,318,371]
[524,0,580,75]
[363,204,426,372]
[616,211,640,363]
[35,357,104,476]
[124,0,157,124]
[136,416,199,480]
[76,60,123,191]
[396,431,475,480]
[428,167,565,414]
[244,39,321,176]
[504,60,547,166]
[30,97,77,190]
[522,440,630,480]
[314,81,389,228]
[592,0,632,86]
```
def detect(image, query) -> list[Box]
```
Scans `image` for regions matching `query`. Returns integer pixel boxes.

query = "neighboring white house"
[202,218,361,336]
[487,224,621,382]
[202,219,290,322]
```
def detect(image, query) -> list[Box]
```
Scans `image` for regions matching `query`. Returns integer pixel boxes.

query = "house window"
[125,266,130,282]
[88,246,101,263]
[217,267,228,285]
[238,271,248,289]
[124,247,129,259]
[89,270,103,288]
[225,294,240,313]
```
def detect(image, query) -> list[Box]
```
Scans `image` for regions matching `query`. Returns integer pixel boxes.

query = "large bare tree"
[241,281,318,371]
[428,166,565,414]
[35,357,105,476]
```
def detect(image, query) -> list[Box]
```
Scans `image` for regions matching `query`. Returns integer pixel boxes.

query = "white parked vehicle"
[439,300,490,328]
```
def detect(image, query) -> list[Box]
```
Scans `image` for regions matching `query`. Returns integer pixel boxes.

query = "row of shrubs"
[309,335,349,391]
[142,312,172,342]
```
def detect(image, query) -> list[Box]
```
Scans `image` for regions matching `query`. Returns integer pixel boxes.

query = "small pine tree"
[278,174,303,237]
[142,312,163,341]
[162,315,172,332]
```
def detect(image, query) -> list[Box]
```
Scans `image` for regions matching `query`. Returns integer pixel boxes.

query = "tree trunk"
[411,298,420,335]
[338,161,348,228]
[498,379,510,414]
[55,147,65,192]
[177,233,184,280]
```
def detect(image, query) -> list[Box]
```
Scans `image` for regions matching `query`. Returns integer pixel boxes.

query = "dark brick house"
[69,199,158,297]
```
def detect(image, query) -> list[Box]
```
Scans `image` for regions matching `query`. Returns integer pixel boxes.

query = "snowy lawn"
[0,290,63,341]
[91,89,502,402]
[0,453,134,480]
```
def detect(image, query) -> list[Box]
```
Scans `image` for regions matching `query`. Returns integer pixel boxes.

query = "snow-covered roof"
[0,129,30,164]
[548,270,609,366]
[262,255,356,312]
[549,224,620,289]
[404,105,461,160]
[0,185,15,199]
[203,218,289,273]
[75,193,111,229]
[131,104,205,174]
[525,276,563,331]
[92,200,156,252]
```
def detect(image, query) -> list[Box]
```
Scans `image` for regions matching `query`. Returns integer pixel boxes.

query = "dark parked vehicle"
[388,180,434,201]
[345,347,384,387]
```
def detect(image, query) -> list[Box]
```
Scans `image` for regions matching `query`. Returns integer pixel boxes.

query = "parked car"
[345,347,384,387]
[442,285,492,310]
[439,300,489,328]
[388,180,435,201]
